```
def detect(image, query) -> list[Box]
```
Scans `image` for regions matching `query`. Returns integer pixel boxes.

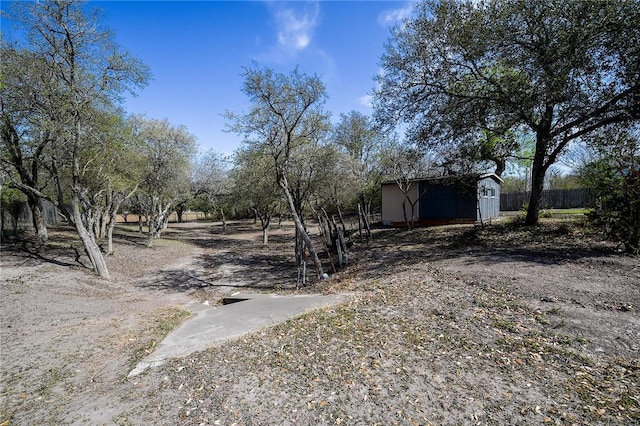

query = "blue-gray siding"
[417,176,501,222]
[477,177,501,220]
[418,181,476,220]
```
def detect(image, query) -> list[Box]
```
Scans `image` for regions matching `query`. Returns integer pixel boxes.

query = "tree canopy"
[331,111,384,217]
[227,66,331,279]
[2,0,150,277]
[580,127,640,254]
[133,116,196,246]
[374,0,640,224]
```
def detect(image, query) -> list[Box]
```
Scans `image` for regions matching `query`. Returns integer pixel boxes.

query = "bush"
[582,156,639,255]
[540,209,553,218]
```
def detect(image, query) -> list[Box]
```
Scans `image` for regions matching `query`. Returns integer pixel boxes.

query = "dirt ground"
[0,216,638,425]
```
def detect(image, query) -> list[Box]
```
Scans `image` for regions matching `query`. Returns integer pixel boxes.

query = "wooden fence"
[500,188,594,211]
[1,200,60,232]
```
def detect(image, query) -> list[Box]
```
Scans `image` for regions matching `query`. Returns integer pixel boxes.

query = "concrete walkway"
[128,293,345,377]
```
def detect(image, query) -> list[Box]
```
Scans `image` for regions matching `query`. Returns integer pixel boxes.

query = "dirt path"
[1,219,639,424]
[0,221,292,424]
[1,230,189,423]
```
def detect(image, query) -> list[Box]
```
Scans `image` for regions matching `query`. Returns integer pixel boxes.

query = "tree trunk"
[408,197,421,229]
[106,212,116,255]
[526,170,545,225]
[255,209,271,244]
[106,200,122,255]
[146,213,156,247]
[279,176,324,278]
[27,194,48,245]
[525,134,549,225]
[99,210,109,239]
[147,201,172,246]
[493,157,506,178]
[295,228,306,286]
[90,211,99,240]
[357,203,364,240]
[332,216,348,265]
[361,196,372,238]
[71,193,110,279]
[147,201,155,246]
[262,218,270,244]
[336,203,346,232]
[146,229,154,247]
[0,181,4,243]
[402,198,411,229]
[319,209,332,244]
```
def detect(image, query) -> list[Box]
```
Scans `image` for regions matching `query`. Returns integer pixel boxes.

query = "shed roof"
[381,172,503,186]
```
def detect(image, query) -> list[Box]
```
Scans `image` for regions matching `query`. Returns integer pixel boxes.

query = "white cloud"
[254,1,330,67]
[358,94,373,109]
[378,2,414,27]
[273,1,320,52]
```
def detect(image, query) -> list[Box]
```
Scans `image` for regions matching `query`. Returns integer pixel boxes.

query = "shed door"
[419,182,458,220]
[477,179,500,220]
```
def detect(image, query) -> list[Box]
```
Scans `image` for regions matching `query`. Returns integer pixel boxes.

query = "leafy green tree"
[0,45,58,244]
[581,129,639,254]
[230,147,282,244]
[81,112,144,255]
[133,116,196,247]
[188,149,230,224]
[374,0,640,225]
[3,0,150,278]
[331,111,384,233]
[227,66,330,279]
[457,129,520,177]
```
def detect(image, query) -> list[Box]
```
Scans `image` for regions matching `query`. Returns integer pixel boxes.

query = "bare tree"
[312,145,353,228]
[227,66,330,279]
[380,140,435,228]
[189,149,229,225]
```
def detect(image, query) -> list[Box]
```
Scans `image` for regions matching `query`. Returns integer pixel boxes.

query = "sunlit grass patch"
[129,306,191,367]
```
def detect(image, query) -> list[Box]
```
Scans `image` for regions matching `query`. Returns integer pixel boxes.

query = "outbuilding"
[381,173,502,227]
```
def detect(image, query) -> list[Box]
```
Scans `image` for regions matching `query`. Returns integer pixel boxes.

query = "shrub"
[582,155,639,255]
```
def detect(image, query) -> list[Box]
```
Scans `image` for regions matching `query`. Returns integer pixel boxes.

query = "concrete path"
[128,293,345,377]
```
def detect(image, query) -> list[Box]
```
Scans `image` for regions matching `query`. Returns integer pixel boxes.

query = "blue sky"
[84,0,416,155]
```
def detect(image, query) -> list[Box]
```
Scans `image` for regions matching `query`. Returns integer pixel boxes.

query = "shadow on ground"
[0,227,87,269]
[133,221,304,294]
[352,220,622,281]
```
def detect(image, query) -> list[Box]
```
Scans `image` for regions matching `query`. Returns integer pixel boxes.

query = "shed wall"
[381,183,420,225]
[419,182,476,221]
[381,174,502,227]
